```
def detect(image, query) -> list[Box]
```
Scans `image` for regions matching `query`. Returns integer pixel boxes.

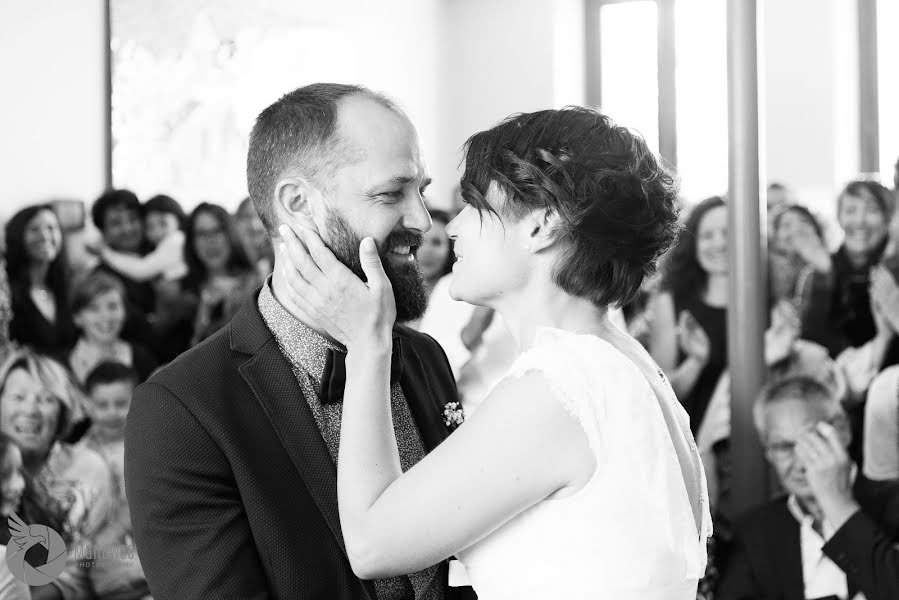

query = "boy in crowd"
[77,361,150,600]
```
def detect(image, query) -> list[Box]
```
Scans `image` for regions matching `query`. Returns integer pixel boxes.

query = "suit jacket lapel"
[768,503,805,600]
[396,335,450,453]
[233,299,377,600]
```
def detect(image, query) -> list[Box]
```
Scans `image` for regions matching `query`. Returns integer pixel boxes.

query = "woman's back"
[457,327,711,600]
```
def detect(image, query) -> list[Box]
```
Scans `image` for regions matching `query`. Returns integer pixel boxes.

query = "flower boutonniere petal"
[442,401,465,430]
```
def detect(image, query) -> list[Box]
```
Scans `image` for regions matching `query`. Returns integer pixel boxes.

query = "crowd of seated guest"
[0,190,269,599]
[1,170,898,599]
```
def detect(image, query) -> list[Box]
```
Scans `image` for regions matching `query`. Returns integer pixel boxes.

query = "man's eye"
[381,191,404,201]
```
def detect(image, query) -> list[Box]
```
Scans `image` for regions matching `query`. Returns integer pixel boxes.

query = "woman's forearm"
[668,355,706,399]
[337,339,400,563]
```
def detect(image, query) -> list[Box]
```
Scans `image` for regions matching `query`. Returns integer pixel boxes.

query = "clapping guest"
[5,205,77,354]
[824,180,894,354]
[768,205,834,342]
[184,203,261,347]
[0,349,114,600]
[649,196,728,434]
[64,271,157,386]
[863,365,899,483]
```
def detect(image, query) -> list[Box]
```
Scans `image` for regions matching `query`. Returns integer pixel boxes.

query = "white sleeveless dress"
[456,327,713,600]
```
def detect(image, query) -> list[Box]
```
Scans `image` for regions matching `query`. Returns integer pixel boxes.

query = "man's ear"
[527,208,562,253]
[273,177,320,236]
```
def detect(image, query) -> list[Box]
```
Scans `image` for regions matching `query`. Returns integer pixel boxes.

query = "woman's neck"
[28,262,50,289]
[22,447,51,475]
[495,284,612,352]
[703,273,729,307]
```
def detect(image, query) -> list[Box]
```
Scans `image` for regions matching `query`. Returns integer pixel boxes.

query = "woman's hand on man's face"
[277,221,396,350]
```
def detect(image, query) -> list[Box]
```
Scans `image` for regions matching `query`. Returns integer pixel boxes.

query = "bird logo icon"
[5,512,68,586]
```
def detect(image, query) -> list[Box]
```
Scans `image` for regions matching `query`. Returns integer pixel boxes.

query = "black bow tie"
[318,339,405,404]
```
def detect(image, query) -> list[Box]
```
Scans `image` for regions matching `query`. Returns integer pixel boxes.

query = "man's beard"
[325,209,428,322]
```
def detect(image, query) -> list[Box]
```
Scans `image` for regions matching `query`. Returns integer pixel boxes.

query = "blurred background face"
[446,186,532,307]
[103,205,144,253]
[74,289,126,344]
[0,368,60,458]
[0,442,25,516]
[416,217,451,283]
[193,211,232,273]
[774,209,820,255]
[236,205,269,257]
[23,209,62,264]
[763,398,839,503]
[145,211,180,246]
[838,191,888,256]
[88,381,132,437]
[695,205,729,275]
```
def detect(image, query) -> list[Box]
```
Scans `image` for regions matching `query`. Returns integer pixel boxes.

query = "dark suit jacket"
[717,477,899,600]
[125,293,473,600]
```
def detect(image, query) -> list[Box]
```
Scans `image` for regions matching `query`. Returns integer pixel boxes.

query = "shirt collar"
[257,277,343,388]
[786,463,858,539]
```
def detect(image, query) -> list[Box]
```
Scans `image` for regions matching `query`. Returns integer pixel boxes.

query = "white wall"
[763,0,859,219]
[0,0,108,222]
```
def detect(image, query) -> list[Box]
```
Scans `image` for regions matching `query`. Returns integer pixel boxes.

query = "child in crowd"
[97,194,188,285]
[76,361,150,600]
[65,270,158,386]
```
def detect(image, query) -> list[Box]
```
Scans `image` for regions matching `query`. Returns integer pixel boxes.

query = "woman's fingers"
[359,238,390,291]
[279,224,325,285]
[277,252,320,309]
[287,222,344,277]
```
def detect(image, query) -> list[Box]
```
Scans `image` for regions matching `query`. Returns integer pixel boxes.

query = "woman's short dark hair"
[182,203,254,293]
[143,194,186,230]
[460,107,680,308]
[3,205,70,308]
[838,180,895,218]
[773,204,824,241]
[69,270,126,316]
[91,189,141,231]
[660,196,726,303]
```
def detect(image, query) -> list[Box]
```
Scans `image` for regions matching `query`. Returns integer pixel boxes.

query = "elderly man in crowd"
[717,376,899,600]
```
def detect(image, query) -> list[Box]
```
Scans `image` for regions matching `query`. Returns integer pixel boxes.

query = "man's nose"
[402,194,432,233]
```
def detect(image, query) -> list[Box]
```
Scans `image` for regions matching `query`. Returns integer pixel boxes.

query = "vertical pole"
[585,0,603,109]
[103,0,113,190]
[657,0,677,168]
[726,0,768,514]
[858,0,879,174]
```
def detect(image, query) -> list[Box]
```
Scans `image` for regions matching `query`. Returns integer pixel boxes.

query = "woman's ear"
[527,208,562,253]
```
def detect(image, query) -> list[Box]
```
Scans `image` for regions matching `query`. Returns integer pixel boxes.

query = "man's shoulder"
[142,324,241,395]
[396,324,450,364]
[733,496,793,537]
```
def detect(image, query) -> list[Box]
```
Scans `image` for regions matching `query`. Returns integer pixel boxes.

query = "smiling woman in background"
[5,205,77,354]
[183,203,262,347]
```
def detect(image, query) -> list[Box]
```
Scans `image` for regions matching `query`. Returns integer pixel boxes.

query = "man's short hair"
[70,270,125,315]
[246,83,402,235]
[84,361,138,394]
[91,189,141,230]
[753,375,845,443]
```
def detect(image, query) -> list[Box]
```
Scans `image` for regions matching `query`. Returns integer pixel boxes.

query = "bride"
[278,106,712,599]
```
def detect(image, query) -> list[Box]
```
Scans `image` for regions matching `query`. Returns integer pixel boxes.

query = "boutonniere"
[442,401,465,430]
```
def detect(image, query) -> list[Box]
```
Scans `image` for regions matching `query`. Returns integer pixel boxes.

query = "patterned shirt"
[258,281,442,600]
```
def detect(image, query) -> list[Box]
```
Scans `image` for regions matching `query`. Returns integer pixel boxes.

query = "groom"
[125,83,473,599]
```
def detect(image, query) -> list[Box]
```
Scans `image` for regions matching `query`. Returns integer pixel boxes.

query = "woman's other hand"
[278,222,396,350]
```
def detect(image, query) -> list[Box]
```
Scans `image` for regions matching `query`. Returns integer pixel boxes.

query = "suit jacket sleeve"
[716,528,772,600]
[124,381,269,600]
[822,509,899,600]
